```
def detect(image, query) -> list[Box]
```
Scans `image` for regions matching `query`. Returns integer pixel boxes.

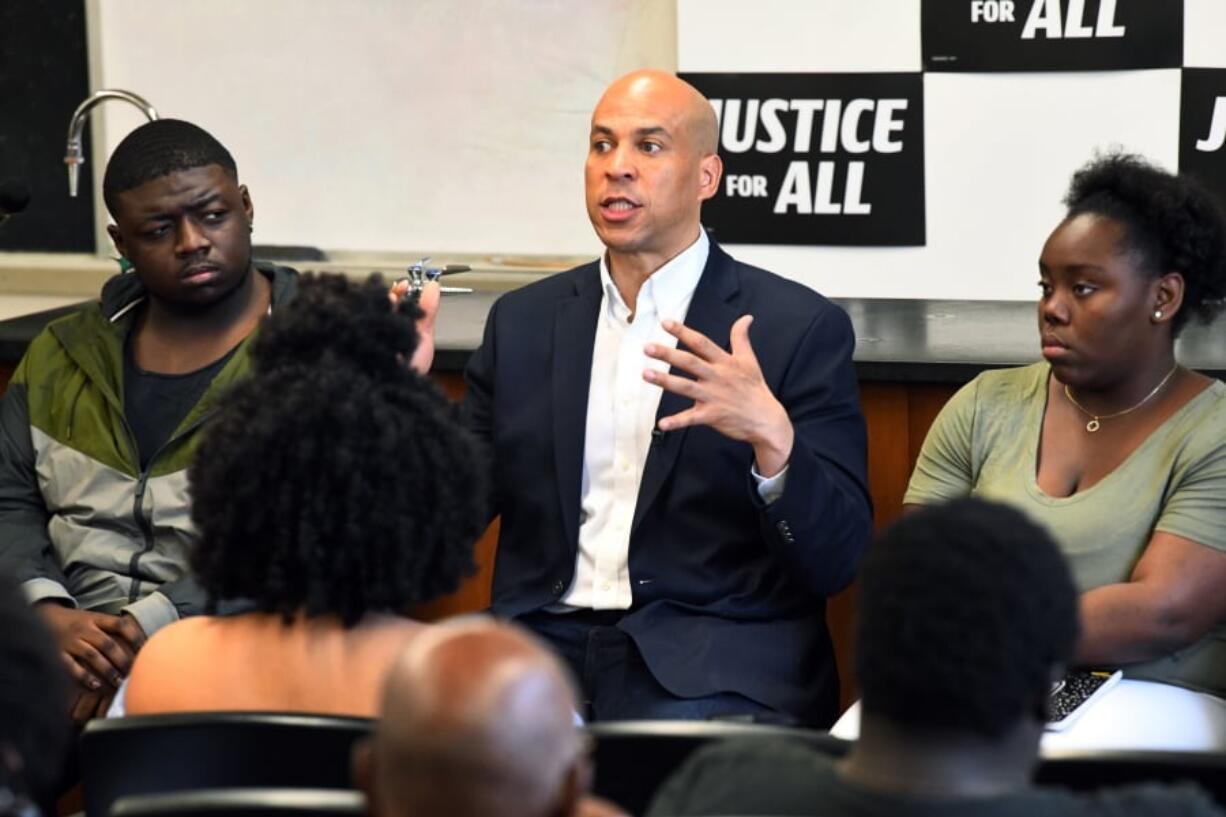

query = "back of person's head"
[360,619,587,817]
[188,273,488,625]
[856,498,1079,739]
[0,576,71,816]
[1063,151,1226,335]
[102,118,237,216]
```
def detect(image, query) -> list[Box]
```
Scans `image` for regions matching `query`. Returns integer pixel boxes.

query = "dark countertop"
[1,303,85,367]
[4,291,1226,383]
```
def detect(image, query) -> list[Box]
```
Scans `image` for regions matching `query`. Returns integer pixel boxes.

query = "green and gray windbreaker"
[0,263,297,636]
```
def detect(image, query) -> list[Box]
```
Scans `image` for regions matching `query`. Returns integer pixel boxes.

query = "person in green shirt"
[907,153,1226,696]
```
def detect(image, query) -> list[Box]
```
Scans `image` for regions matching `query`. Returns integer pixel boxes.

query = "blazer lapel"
[632,242,741,535]
[553,265,603,550]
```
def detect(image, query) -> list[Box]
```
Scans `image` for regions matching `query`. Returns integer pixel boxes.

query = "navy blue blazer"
[461,240,871,725]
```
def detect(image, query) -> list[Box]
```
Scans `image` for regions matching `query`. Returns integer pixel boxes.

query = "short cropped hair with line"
[102,118,237,216]
[855,498,1079,738]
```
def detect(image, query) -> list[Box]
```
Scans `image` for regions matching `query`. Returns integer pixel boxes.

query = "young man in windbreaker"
[0,120,296,721]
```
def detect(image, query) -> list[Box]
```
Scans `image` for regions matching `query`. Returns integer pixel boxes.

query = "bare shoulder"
[354,614,425,654]
[126,616,225,713]
[134,616,220,670]
[574,796,630,817]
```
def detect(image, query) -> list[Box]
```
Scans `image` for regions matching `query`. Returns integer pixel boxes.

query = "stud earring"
[1153,310,1163,319]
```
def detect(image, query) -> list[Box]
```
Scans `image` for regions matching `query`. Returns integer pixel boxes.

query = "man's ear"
[107,223,127,262]
[547,757,590,817]
[239,184,254,226]
[698,154,723,203]
[351,739,378,816]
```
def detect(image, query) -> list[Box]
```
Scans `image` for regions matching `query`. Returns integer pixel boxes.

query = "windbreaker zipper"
[123,410,215,603]
[115,279,273,602]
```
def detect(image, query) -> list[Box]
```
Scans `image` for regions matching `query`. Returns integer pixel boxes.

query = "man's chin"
[165,291,228,314]
[591,226,642,255]
[162,269,250,312]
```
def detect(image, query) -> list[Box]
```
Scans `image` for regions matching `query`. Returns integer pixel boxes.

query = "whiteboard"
[91,0,675,257]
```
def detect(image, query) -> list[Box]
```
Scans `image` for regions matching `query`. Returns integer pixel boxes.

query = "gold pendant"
[1086,419,1100,433]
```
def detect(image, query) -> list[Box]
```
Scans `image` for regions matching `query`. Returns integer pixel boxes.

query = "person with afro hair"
[907,152,1226,697]
[121,274,487,717]
[647,499,1224,817]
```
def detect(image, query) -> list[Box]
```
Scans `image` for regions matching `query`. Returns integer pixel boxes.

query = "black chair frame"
[586,720,851,815]
[110,788,364,817]
[81,712,372,817]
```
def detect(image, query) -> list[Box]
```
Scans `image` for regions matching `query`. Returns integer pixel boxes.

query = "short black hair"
[855,498,1079,739]
[102,119,237,216]
[189,274,488,626]
[1064,152,1226,335]
[0,576,71,807]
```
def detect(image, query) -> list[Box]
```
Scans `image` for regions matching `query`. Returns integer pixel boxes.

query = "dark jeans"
[518,609,787,724]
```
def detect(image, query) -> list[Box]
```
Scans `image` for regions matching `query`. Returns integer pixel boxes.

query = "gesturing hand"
[388,280,441,374]
[643,315,794,477]
[36,603,144,692]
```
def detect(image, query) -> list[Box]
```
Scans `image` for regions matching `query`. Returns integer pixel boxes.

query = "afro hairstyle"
[1064,151,1226,335]
[188,274,487,626]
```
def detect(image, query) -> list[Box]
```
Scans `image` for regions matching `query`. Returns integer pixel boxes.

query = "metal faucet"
[65,90,159,197]
[403,258,474,296]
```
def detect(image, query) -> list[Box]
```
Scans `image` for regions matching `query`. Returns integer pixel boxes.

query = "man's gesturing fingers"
[660,318,726,361]
[728,314,759,362]
[642,313,791,455]
[642,342,714,381]
[654,406,704,433]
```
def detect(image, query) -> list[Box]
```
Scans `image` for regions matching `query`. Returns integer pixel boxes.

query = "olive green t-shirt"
[905,362,1226,696]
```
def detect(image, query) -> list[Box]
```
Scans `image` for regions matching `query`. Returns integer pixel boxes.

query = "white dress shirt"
[559,230,785,610]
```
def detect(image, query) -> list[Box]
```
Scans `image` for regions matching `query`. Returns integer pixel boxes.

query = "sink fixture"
[64,90,159,197]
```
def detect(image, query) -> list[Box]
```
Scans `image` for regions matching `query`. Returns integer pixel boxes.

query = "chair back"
[586,720,851,815]
[110,789,364,817]
[81,713,372,817]
[1036,749,1226,806]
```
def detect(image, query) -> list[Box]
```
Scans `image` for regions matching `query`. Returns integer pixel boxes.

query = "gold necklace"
[1063,365,1179,433]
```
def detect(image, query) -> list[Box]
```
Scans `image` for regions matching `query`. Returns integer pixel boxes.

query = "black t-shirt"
[123,336,237,470]
[646,738,1223,817]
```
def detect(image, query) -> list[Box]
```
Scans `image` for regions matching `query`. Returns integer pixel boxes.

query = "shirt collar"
[599,228,710,321]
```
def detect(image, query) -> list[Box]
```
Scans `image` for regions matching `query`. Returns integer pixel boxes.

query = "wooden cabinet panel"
[410,518,499,621]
